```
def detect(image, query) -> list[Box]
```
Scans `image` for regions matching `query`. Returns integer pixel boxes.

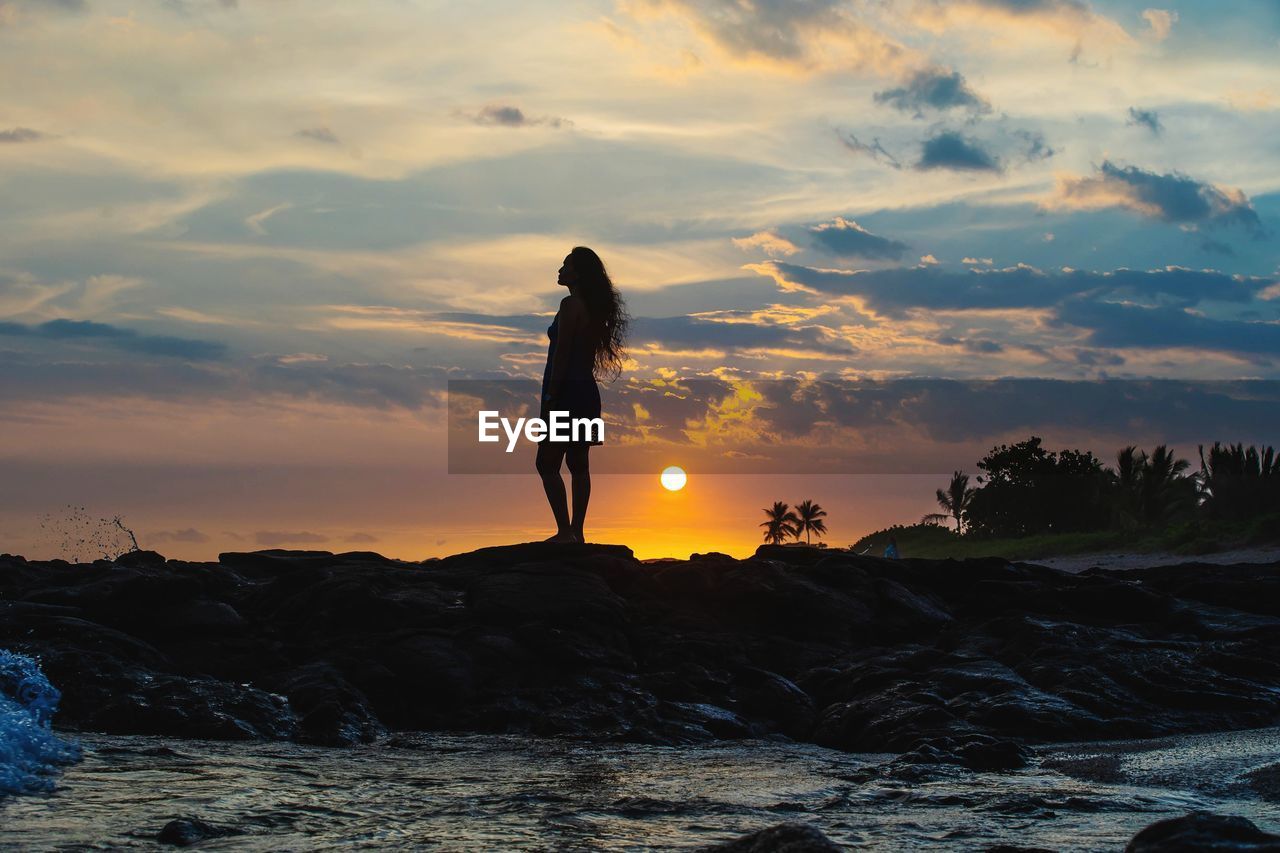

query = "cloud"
[149,527,210,544]
[1126,107,1162,135]
[345,532,378,543]
[874,67,990,117]
[614,0,911,74]
[1141,8,1177,41]
[0,127,46,143]
[1014,129,1055,162]
[295,126,340,145]
[254,530,329,546]
[808,217,908,260]
[1198,237,1235,257]
[732,230,800,256]
[1057,298,1280,356]
[1052,161,1262,231]
[917,131,1001,172]
[244,201,293,236]
[912,0,1132,49]
[747,261,1276,319]
[937,335,1005,353]
[469,104,568,129]
[838,132,902,169]
[0,318,227,360]
[0,347,454,410]
[631,314,856,356]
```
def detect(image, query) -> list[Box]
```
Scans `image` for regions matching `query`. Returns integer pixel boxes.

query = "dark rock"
[1125,811,1280,852]
[1245,763,1280,803]
[157,817,243,846]
[263,662,385,746]
[115,549,167,569]
[752,544,834,566]
[3,543,1280,752]
[702,821,843,851]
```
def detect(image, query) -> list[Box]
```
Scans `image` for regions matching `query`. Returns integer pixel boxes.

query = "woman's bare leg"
[566,446,591,543]
[536,443,573,541]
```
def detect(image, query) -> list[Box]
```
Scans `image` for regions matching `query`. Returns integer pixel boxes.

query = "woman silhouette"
[536,247,629,544]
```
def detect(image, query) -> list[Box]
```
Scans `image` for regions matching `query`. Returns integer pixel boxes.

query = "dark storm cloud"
[0,127,46,143]
[917,131,1001,172]
[1127,107,1162,135]
[808,218,908,260]
[295,126,340,145]
[1057,161,1262,231]
[874,67,990,117]
[0,318,226,360]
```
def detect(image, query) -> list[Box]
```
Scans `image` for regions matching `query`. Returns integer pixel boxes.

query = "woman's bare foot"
[570,529,585,544]
[544,531,577,544]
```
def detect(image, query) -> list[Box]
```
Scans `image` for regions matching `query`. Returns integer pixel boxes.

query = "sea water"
[2,725,1279,850]
[2,652,1278,849]
[0,649,81,797]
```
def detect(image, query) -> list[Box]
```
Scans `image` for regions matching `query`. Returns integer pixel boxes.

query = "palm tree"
[1198,442,1280,520]
[794,499,828,545]
[760,501,799,545]
[922,471,974,534]
[1140,444,1193,527]
[1112,445,1146,530]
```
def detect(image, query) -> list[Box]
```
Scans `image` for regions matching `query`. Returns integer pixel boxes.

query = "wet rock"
[157,817,243,846]
[1245,763,1280,803]
[896,734,1033,772]
[703,821,843,851]
[1125,811,1280,852]
[264,662,385,746]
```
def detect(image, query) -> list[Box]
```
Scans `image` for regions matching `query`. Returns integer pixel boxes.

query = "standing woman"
[537,246,629,543]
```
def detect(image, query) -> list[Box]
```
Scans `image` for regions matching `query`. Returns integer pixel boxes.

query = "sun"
[660,465,687,491]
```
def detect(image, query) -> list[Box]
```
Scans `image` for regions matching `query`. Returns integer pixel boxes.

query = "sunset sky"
[2,0,1278,561]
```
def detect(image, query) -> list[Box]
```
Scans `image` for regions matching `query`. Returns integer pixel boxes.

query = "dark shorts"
[537,380,603,447]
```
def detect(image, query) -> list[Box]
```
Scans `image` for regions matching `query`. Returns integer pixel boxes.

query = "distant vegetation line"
[855,437,1280,560]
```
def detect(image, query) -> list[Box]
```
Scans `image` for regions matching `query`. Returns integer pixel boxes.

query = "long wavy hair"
[570,246,629,381]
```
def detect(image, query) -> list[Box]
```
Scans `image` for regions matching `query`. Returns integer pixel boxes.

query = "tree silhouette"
[1198,442,1280,520]
[921,471,974,534]
[794,499,828,544]
[760,501,800,545]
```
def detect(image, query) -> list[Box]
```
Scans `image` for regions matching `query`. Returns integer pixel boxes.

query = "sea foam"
[0,648,82,796]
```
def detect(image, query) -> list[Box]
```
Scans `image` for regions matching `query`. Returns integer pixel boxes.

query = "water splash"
[0,649,82,796]
[36,504,140,563]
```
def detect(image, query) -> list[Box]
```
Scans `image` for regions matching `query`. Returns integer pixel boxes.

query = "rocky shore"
[2,542,1278,760]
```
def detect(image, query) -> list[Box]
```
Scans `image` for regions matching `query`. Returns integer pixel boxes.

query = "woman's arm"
[546,295,587,401]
